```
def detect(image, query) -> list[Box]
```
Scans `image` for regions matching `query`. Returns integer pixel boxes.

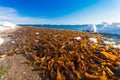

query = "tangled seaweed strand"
[3,27,120,80]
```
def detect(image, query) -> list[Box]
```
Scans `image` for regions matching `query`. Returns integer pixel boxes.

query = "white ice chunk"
[103,40,116,45]
[104,41,111,44]
[111,42,116,44]
[74,37,81,40]
[88,38,97,43]
[35,32,39,35]
[113,44,120,48]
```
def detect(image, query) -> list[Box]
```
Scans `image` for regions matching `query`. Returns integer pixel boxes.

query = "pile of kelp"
[3,27,120,80]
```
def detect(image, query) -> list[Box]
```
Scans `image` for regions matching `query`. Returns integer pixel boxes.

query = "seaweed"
[2,27,120,80]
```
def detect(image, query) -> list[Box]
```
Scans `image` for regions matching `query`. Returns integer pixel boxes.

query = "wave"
[87,24,120,36]
[97,26,120,35]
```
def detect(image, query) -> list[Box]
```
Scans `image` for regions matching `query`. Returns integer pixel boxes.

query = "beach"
[0,26,120,80]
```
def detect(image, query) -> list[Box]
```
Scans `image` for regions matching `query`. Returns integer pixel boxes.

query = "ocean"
[19,24,120,41]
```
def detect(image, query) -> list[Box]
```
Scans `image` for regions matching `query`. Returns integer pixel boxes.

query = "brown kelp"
[2,27,120,80]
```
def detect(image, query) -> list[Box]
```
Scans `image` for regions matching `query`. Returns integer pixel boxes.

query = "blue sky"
[0,0,120,24]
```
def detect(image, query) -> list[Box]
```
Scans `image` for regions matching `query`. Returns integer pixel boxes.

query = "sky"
[0,0,120,24]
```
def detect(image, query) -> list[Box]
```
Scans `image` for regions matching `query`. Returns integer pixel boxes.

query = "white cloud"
[0,6,50,24]
[0,6,18,20]
[0,6,16,15]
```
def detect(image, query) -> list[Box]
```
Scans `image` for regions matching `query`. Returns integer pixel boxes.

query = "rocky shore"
[0,26,120,80]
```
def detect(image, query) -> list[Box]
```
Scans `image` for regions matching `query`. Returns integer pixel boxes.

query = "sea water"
[19,24,120,41]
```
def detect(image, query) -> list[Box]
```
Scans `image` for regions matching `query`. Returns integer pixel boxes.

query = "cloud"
[0,6,17,20]
[0,6,50,24]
